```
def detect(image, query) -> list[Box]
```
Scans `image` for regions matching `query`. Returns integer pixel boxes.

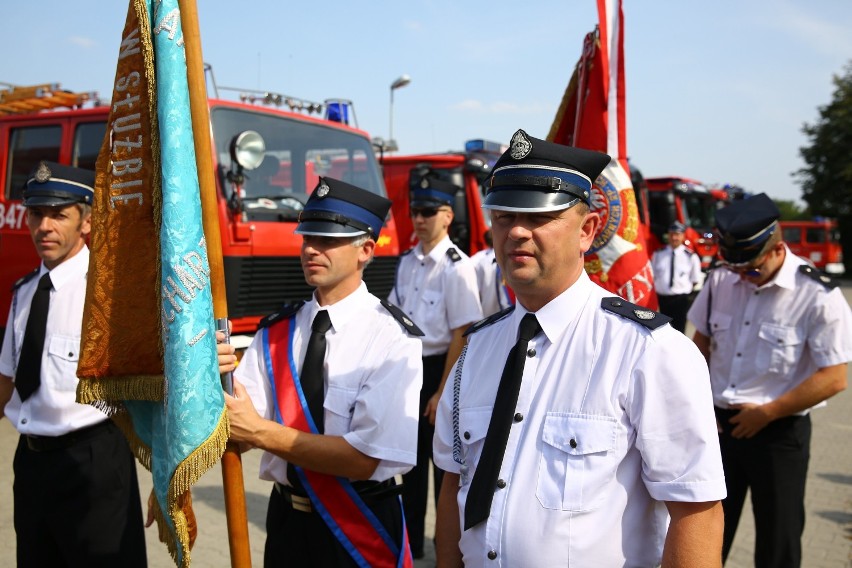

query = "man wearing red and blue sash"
[226,177,423,567]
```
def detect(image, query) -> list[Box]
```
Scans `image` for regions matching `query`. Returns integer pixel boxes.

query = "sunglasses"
[720,253,770,278]
[410,207,443,218]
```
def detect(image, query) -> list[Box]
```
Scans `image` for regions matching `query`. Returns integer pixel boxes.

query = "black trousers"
[657,293,692,332]
[715,407,811,568]
[13,420,147,568]
[402,352,446,556]
[264,483,405,567]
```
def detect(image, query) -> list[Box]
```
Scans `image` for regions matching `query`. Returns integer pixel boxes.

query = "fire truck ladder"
[0,82,99,116]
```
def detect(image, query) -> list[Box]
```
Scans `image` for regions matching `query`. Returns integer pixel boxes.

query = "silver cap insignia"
[34,162,52,183]
[509,129,533,160]
[316,182,330,198]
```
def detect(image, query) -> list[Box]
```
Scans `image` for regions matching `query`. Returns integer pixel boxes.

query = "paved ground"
[1,286,850,567]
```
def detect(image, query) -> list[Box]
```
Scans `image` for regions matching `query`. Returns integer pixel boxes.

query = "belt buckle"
[290,494,312,513]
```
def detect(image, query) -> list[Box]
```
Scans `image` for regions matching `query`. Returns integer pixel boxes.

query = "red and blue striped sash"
[262,317,414,568]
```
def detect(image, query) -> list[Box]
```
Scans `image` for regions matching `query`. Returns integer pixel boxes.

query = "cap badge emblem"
[34,162,52,183]
[634,309,656,320]
[509,129,532,160]
[316,182,330,198]
[420,178,430,189]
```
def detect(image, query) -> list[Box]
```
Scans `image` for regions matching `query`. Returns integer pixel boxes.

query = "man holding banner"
[0,163,146,567]
[226,177,423,567]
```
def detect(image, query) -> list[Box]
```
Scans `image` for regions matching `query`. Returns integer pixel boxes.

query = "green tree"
[796,61,852,270]
[773,199,810,221]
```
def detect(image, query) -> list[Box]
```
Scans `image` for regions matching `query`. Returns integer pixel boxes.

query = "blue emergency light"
[465,139,506,155]
[325,101,350,125]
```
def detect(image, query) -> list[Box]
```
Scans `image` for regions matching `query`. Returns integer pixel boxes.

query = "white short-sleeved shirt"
[688,246,852,409]
[470,247,512,317]
[389,235,483,356]
[1,247,108,436]
[651,244,703,295]
[235,282,423,484]
[434,272,726,567]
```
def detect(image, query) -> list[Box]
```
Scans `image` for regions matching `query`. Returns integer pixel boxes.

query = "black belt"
[274,478,402,513]
[24,420,113,452]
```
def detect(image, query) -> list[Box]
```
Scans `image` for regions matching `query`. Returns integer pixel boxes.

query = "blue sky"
[3,1,850,204]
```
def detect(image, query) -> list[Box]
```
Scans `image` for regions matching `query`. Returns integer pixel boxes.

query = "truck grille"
[224,255,400,319]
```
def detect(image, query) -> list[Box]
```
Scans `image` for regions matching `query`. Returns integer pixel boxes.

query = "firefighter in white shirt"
[651,221,703,332]
[688,193,850,567]
[0,162,146,567]
[224,177,423,567]
[389,174,483,558]
[433,130,726,567]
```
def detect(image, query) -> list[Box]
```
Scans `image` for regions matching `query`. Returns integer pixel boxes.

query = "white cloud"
[768,1,852,57]
[69,36,97,49]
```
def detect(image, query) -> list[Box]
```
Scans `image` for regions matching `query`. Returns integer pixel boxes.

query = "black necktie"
[464,312,542,530]
[301,310,332,434]
[669,248,676,288]
[16,273,52,401]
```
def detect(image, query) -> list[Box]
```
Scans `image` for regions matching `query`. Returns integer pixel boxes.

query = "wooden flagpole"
[178,1,252,566]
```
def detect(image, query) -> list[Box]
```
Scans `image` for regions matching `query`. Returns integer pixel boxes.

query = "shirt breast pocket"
[458,407,491,480]
[537,413,618,512]
[757,324,804,375]
[323,385,357,434]
[45,335,81,392]
[419,289,444,320]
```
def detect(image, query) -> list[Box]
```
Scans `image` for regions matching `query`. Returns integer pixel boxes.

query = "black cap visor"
[482,188,582,212]
[23,192,86,208]
[294,220,367,237]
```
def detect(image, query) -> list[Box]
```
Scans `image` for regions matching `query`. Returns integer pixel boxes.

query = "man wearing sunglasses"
[389,175,483,558]
[688,193,851,567]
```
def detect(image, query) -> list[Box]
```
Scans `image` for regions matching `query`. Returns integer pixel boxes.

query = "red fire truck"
[0,81,400,340]
[380,139,505,255]
[645,176,720,270]
[781,218,845,274]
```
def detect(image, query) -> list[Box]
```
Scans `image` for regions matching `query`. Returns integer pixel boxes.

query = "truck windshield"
[682,193,715,232]
[211,106,385,219]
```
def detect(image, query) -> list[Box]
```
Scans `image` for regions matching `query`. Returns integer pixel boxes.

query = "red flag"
[548,0,657,308]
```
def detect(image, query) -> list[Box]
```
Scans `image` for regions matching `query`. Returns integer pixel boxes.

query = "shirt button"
[744,321,750,325]
[463,431,471,440]
[20,418,27,425]
[496,479,506,489]
[513,413,523,422]
[754,291,760,295]
[736,353,741,357]
[526,348,536,357]
[487,550,497,560]
[731,384,736,388]
[569,438,577,449]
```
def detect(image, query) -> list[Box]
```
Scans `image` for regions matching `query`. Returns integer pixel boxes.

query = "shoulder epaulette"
[600,297,671,330]
[464,306,514,337]
[446,248,461,263]
[257,301,305,329]
[798,265,839,290]
[400,248,414,257]
[379,299,425,336]
[12,268,39,292]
